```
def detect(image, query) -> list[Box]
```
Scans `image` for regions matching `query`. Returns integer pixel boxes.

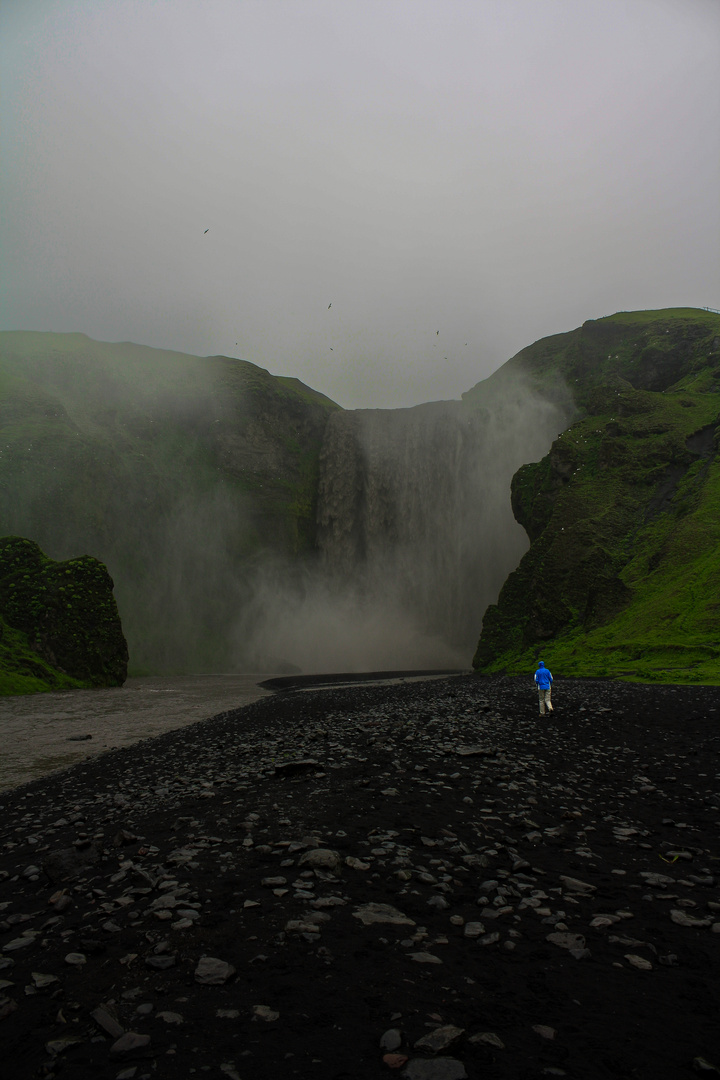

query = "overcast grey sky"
[2,0,718,409]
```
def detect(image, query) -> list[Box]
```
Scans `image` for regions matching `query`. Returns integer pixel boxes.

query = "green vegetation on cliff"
[473,308,720,683]
[0,333,340,674]
[0,536,128,694]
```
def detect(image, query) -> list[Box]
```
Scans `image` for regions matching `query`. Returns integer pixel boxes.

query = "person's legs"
[538,687,545,715]
[545,688,553,712]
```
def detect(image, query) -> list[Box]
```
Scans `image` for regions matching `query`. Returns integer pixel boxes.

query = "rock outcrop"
[473,308,720,682]
[0,536,128,694]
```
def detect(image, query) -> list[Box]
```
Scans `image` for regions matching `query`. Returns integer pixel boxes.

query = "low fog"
[1,1,719,409]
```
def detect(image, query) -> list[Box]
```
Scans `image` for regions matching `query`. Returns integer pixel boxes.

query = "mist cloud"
[1,0,718,409]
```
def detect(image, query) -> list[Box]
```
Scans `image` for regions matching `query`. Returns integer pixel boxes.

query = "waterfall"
[313,379,570,667]
[240,372,570,673]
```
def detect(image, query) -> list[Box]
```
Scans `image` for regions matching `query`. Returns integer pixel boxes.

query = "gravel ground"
[0,674,719,1080]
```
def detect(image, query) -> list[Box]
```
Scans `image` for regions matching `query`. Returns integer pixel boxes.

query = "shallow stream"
[0,674,275,791]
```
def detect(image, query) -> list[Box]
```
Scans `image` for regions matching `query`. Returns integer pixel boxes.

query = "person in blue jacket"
[534,661,553,715]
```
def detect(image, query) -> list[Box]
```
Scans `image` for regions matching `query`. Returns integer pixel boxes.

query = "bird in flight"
[204,229,209,234]
[328,303,332,309]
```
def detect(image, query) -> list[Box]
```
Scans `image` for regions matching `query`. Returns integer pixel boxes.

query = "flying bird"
[204,229,209,234]
[436,330,439,336]
[328,303,332,309]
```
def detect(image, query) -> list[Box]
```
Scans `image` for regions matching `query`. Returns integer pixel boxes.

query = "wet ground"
[0,676,275,791]
[0,675,719,1080]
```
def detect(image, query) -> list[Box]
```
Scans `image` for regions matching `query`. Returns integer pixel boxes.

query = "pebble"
[469,1031,505,1049]
[408,951,443,964]
[194,956,235,984]
[110,1032,151,1054]
[625,953,653,970]
[0,674,717,1080]
[380,1028,403,1051]
[414,1025,464,1051]
[401,1059,468,1079]
[63,952,86,966]
[353,903,415,926]
[533,1025,557,1040]
[253,1005,279,1021]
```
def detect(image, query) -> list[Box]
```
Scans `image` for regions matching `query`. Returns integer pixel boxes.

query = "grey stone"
[195,956,236,984]
[144,953,176,970]
[408,951,443,964]
[469,1032,505,1049]
[546,932,586,951]
[110,1032,151,1055]
[380,1027,403,1051]
[253,1005,279,1021]
[297,848,342,873]
[414,1025,464,1051]
[559,875,595,894]
[402,1058,468,1079]
[156,1010,184,1024]
[353,903,415,926]
[90,1005,124,1038]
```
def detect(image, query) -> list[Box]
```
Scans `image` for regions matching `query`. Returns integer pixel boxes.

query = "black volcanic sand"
[0,675,719,1080]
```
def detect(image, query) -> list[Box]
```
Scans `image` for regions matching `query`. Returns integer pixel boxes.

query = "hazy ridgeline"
[0,332,569,674]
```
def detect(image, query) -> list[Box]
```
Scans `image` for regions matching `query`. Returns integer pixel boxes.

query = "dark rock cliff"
[0,536,128,694]
[473,308,720,682]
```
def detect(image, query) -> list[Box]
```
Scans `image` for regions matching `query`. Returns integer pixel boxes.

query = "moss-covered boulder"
[473,308,720,683]
[0,536,128,695]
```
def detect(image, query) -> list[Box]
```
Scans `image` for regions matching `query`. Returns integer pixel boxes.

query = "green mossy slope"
[473,308,720,683]
[0,333,340,674]
[0,536,128,694]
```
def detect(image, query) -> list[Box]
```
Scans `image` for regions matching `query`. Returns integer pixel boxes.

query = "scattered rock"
[353,903,416,926]
[195,957,236,984]
[253,1005,279,1021]
[380,1028,403,1051]
[401,1058,468,1079]
[414,1025,464,1052]
[469,1032,505,1049]
[532,1025,557,1040]
[297,848,342,873]
[110,1032,151,1055]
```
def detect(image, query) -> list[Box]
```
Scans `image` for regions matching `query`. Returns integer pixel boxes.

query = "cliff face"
[0,333,339,674]
[0,536,128,694]
[473,308,720,682]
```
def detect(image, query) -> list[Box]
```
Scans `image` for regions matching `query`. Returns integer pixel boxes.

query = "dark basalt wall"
[0,536,128,694]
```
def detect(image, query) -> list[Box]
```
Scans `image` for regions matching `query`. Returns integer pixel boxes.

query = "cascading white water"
[239,370,571,673]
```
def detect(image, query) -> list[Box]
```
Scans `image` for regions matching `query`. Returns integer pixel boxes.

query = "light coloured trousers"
[538,687,553,714]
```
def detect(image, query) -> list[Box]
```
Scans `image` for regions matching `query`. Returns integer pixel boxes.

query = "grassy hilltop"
[473,308,720,683]
[0,333,339,674]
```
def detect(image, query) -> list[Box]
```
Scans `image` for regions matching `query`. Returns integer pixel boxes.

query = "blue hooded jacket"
[534,661,553,689]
